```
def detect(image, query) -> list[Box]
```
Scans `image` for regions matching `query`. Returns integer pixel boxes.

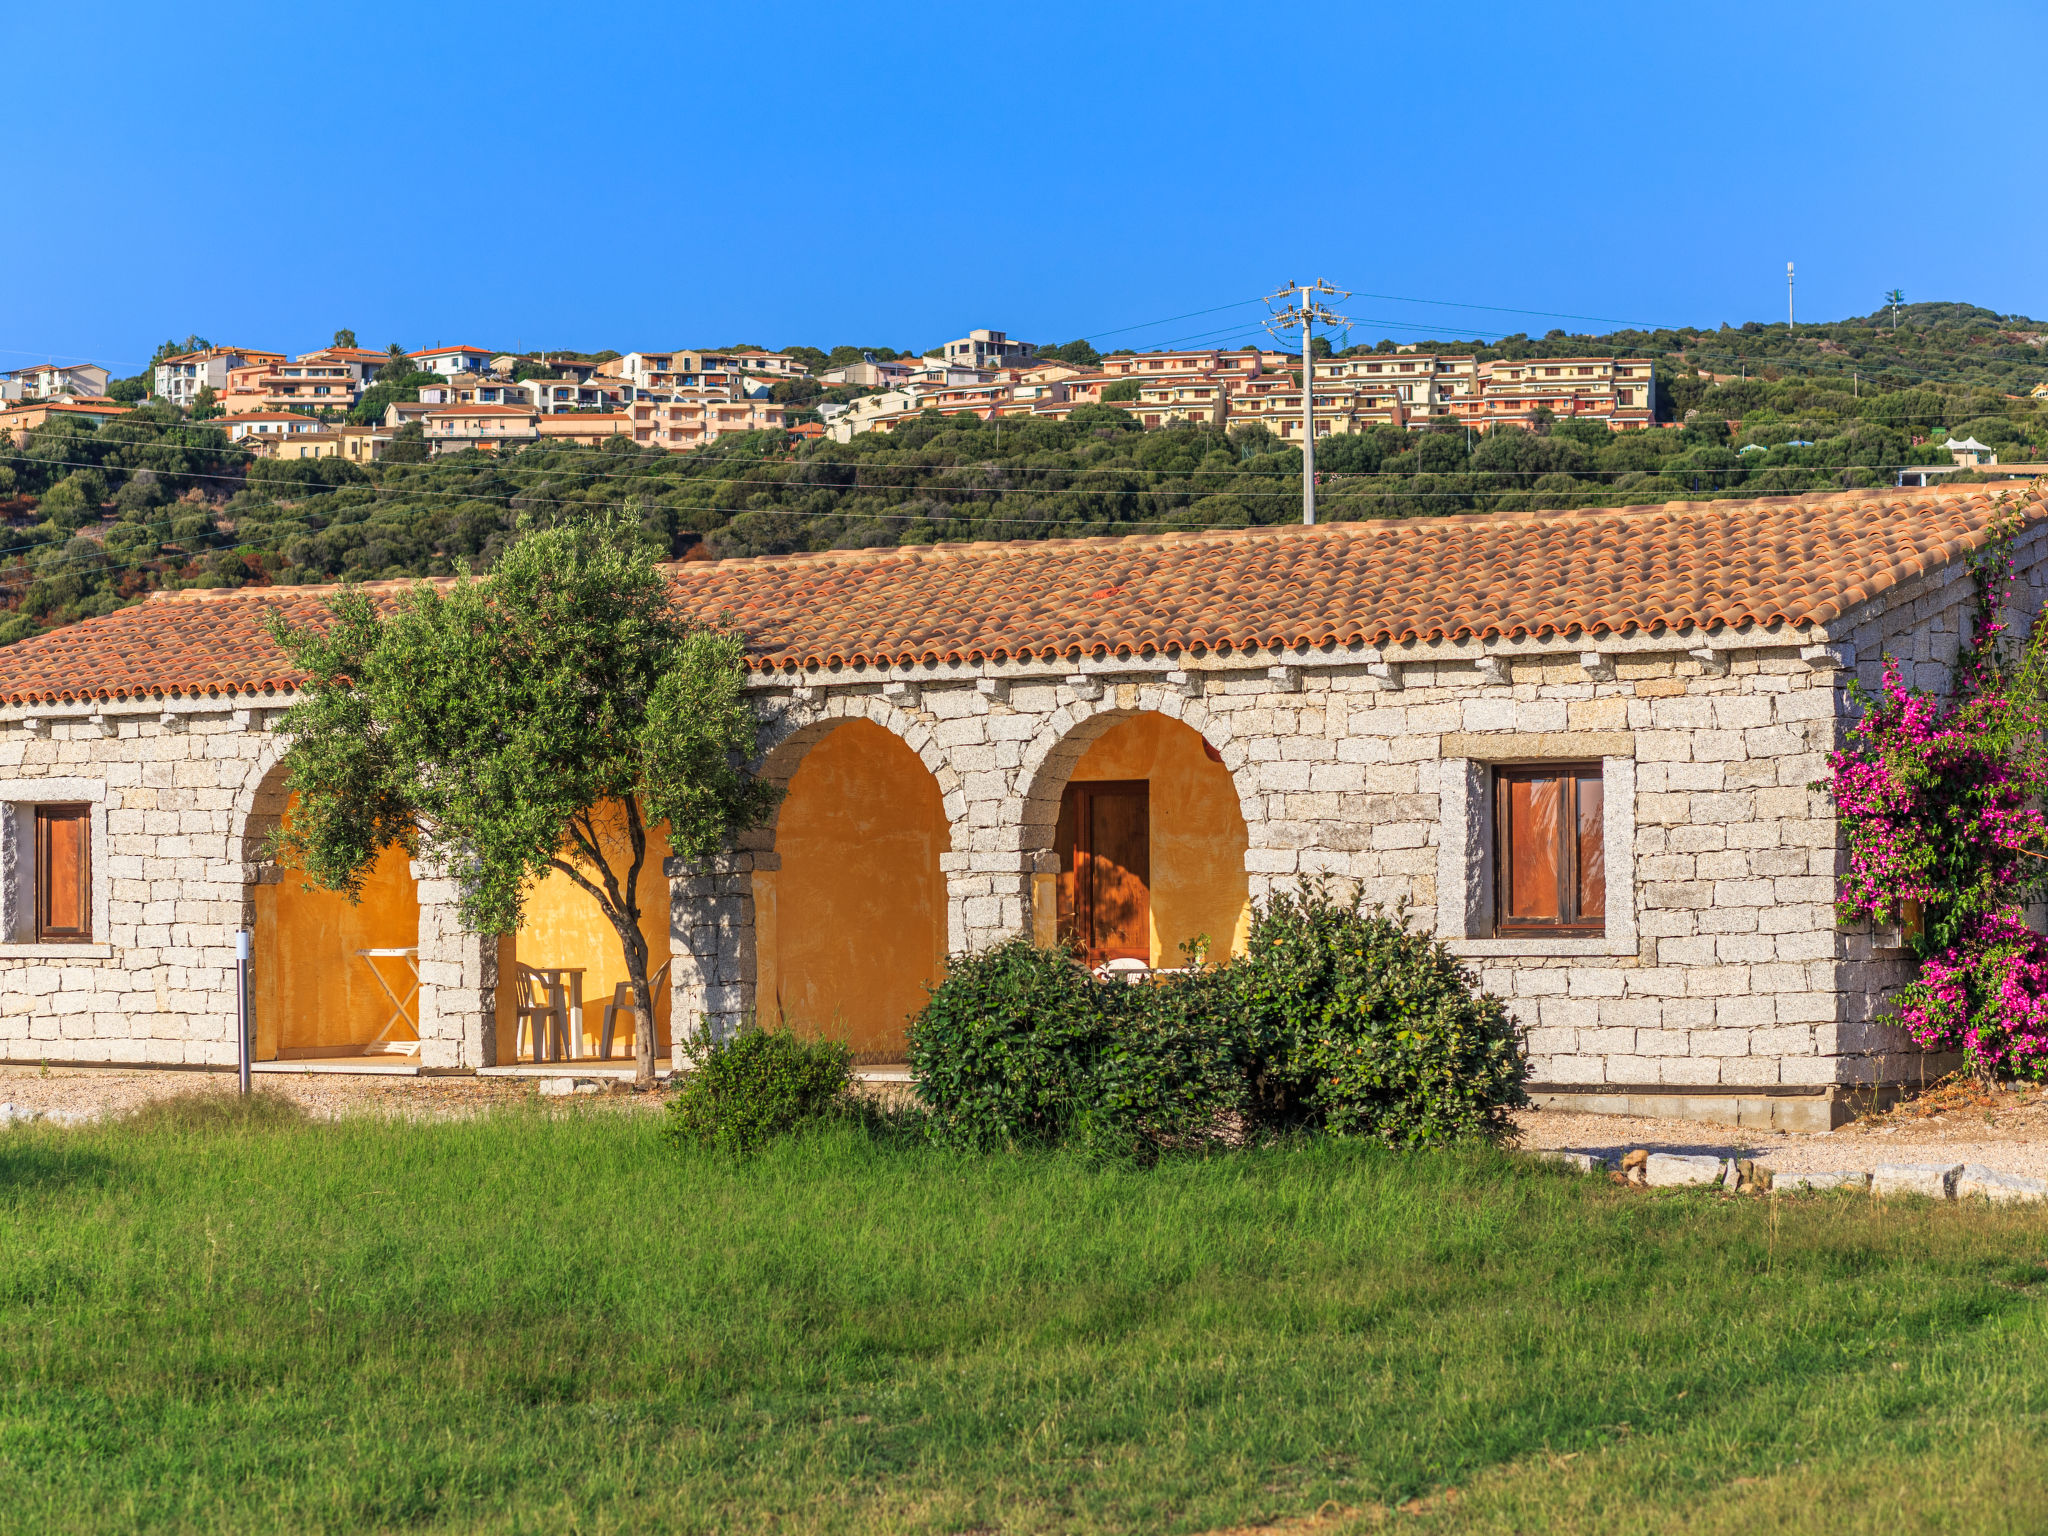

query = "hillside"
[2,302,2043,647]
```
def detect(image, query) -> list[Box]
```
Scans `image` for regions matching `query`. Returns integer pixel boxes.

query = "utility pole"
[1788,261,1795,332]
[1264,278,1353,525]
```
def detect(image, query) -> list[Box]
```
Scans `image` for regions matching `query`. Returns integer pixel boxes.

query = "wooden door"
[1053,780,1150,964]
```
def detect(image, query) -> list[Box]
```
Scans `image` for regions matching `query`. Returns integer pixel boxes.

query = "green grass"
[2,1101,2047,1534]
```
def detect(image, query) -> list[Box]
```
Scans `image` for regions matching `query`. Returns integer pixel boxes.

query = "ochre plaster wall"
[497,804,673,1062]
[1068,713,1250,964]
[254,829,419,1058]
[757,719,949,1058]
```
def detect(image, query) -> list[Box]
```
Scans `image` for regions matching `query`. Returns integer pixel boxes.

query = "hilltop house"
[0,486,2041,1129]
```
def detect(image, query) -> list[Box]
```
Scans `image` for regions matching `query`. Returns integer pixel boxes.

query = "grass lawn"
[2,1099,2047,1534]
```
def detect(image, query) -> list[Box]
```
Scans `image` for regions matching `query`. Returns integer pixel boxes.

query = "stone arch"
[684,689,963,1062]
[740,692,965,851]
[232,739,423,1063]
[1009,685,1259,857]
[1007,686,1258,965]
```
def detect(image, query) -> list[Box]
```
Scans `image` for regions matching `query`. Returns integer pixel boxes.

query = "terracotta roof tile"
[0,486,2037,705]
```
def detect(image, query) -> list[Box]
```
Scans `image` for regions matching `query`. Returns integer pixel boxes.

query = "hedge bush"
[664,1026,852,1156]
[1233,890,1528,1147]
[909,888,1526,1153]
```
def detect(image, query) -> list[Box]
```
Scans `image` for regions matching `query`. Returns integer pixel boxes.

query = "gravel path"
[1517,1079,2048,1179]
[0,1066,661,1123]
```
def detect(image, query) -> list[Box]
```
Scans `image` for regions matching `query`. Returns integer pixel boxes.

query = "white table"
[522,965,587,1061]
[355,947,421,1056]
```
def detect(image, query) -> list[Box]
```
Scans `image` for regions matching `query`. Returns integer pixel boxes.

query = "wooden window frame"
[33,802,93,943]
[1493,764,1604,936]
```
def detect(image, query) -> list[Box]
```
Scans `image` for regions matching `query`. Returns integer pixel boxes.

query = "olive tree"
[267,516,775,1085]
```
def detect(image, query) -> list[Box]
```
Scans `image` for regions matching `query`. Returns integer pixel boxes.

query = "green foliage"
[268,514,778,1083]
[907,939,1116,1149]
[332,328,357,350]
[663,1026,853,1155]
[910,890,1524,1154]
[1231,889,1528,1147]
[1040,338,1101,367]
[1101,379,1141,402]
[349,371,441,425]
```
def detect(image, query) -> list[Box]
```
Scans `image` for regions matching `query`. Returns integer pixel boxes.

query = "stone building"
[0,485,2040,1128]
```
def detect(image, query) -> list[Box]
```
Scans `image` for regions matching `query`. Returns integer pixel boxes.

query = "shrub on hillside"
[664,1026,852,1156]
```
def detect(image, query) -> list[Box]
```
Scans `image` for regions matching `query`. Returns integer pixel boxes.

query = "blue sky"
[5,1,2041,374]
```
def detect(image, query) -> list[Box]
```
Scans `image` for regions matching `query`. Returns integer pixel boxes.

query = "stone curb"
[1537,1147,2048,1204]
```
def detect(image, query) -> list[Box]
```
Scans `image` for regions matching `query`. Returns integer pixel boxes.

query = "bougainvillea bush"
[1826,508,2048,1079]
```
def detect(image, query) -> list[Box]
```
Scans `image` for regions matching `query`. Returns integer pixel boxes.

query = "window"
[35,804,91,941]
[1495,766,1603,933]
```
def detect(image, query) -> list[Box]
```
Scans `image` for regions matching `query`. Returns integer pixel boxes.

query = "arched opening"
[1032,712,1250,967]
[493,801,673,1066]
[252,794,423,1063]
[756,717,950,1063]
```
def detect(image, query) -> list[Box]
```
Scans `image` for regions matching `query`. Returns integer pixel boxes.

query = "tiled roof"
[0,486,2038,705]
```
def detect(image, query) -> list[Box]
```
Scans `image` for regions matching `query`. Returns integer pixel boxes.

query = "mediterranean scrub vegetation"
[5,1104,2048,1531]
[909,889,1526,1154]
[3,302,2045,646]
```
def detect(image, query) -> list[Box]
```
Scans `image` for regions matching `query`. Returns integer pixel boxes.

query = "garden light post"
[236,929,252,1096]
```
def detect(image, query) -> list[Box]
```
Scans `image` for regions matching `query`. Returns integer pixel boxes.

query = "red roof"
[406,346,493,359]
[0,486,2037,705]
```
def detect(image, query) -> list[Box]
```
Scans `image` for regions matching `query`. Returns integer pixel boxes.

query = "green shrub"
[1234,890,1528,1147]
[907,938,1110,1149]
[664,1026,851,1156]
[909,889,1526,1155]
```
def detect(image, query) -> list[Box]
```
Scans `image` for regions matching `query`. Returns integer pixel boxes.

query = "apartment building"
[441,373,535,407]
[1475,356,1654,430]
[216,412,329,442]
[0,361,112,403]
[526,377,631,414]
[407,346,495,378]
[819,355,914,388]
[1100,347,1267,379]
[217,348,375,415]
[537,413,635,448]
[151,348,282,409]
[423,403,541,454]
[0,399,129,435]
[940,328,1033,367]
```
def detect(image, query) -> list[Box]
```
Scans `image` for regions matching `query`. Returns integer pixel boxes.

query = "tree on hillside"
[379,343,411,381]
[267,516,777,1086]
[333,328,358,350]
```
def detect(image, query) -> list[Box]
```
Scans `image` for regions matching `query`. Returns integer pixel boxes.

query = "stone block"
[1955,1166,2048,1204]
[1644,1153,1728,1187]
[1871,1163,1962,1200]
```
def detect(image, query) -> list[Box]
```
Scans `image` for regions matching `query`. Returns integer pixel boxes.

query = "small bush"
[1234,891,1528,1147]
[907,939,1110,1149]
[664,1027,852,1156]
[123,1089,308,1133]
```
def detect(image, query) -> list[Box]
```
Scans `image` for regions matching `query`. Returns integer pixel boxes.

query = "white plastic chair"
[514,965,570,1062]
[597,958,669,1059]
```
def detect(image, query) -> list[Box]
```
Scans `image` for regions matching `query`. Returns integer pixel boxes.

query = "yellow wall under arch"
[1039,713,1250,966]
[755,718,950,1059]
[493,802,673,1062]
[253,810,420,1058]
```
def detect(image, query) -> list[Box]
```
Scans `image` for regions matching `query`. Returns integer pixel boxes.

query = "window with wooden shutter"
[1495,766,1603,933]
[35,804,92,941]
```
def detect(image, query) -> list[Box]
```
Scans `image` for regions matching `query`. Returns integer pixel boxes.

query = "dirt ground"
[1518,1076,2048,1179]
